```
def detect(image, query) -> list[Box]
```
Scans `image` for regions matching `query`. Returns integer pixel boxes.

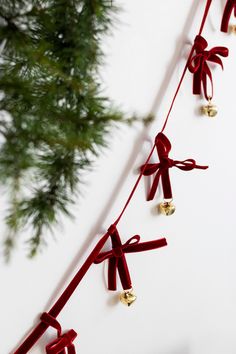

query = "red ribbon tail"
[108,226,133,291]
[108,257,118,290]
[195,164,209,170]
[221,0,236,32]
[161,169,172,200]
[68,345,76,354]
[193,70,202,95]
[117,256,132,290]
[147,169,162,201]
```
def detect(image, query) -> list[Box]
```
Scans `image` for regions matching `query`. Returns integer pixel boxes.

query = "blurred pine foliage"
[0,0,133,258]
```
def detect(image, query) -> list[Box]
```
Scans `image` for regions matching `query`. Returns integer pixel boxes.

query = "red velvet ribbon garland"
[14,232,111,354]
[94,224,167,291]
[40,312,77,354]
[188,35,228,100]
[221,0,236,32]
[13,1,216,354]
[141,133,208,202]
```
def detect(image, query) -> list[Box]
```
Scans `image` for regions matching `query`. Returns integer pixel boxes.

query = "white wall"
[1,1,236,353]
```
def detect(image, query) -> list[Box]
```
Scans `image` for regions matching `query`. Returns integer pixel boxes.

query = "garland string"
[161,0,212,132]
[114,0,213,224]
[14,1,214,353]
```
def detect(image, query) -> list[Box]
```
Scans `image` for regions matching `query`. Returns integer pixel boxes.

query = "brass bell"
[201,98,218,117]
[120,289,137,306]
[230,24,236,34]
[159,200,176,216]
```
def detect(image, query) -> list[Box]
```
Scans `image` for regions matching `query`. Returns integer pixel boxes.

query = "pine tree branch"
[4,175,21,261]
[0,0,134,258]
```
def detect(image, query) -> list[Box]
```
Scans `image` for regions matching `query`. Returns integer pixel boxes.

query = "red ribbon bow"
[94,224,167,291]
[188,35,228,99]
[141,133,208,201]
[40,312,77,354]
[221,0,236,32]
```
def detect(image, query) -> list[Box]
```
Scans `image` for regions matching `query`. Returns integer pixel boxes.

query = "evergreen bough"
[0,0,132,258]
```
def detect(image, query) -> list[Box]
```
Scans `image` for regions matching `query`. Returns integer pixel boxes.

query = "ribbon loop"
[173,159,197,171]
[141,133,208,201]
[188,35,228,99]
[46,330,77,354]
[94,225,167,291]
[221,0,236,33]
[40,312,62,336]
[40,312,77,354]
[124,235,140,246]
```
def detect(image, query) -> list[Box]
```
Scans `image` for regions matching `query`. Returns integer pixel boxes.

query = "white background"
[1,1,236,353]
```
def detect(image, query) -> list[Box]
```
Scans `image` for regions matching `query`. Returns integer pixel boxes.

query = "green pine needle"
[0,0,133,258]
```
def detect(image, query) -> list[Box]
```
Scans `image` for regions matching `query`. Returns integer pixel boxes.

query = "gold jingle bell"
[159,200,176,216]
[201,97,218,117]
[120,289,137,306]
[230,24,236,34]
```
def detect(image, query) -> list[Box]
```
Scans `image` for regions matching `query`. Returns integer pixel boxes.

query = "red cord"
[161,0,213,133]
[114,0,213,224]
[13,1,214,353]
[114,143,156,225]
[14,232,110,354]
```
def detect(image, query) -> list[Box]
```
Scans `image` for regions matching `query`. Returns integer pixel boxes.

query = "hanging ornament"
[201,96,218,117]
[141,133,208,214]
[120,289,137,306]
[230,24,236,33]
[40,312,77,354]
[94,224,167,305]
[221,0,236,33]
[188,35,228,115]
[159,200,176,216]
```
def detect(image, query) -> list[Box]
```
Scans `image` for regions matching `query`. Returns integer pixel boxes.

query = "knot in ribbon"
[159,155,174,169]
[221,0,236,32]
[94,225,167,291]
[141,132,208,201]
[96,235,140,262]
[188,35,228,99]
[40,312,77,354]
